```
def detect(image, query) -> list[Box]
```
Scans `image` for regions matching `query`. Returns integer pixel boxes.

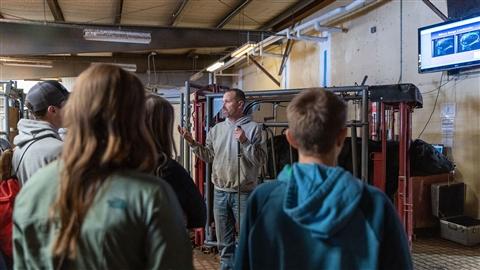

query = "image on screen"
[457,30,480,53]
[432,36,455,57]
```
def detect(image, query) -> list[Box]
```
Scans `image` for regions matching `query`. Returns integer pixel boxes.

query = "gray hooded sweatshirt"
[191,115,266,192]
[12,119,63,185]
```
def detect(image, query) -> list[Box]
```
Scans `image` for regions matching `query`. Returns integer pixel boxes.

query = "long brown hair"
[145,94,177,176]
[51,64,157,258]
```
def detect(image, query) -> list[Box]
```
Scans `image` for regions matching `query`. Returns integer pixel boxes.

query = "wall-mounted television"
[419,14,480,73]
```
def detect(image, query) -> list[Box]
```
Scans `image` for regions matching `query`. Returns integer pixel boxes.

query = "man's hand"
[234,126,247,144]
[177,125,195,145]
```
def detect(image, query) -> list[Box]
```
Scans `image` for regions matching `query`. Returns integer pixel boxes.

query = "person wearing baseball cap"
[12,80,69,185]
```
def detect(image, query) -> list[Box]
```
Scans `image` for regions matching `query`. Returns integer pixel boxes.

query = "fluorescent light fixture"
[83,28,151,44]
[206,61,225,72]
[92,62,137,72]
[77,52,113,57]
[3,62,53,68]
[231,42,256,58]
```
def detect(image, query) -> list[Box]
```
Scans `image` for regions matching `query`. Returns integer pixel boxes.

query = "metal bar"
[179,92,185,166]
[46,0,65,22]
[265,128,277,178]
[3,95,9,140]
[205,96,213,242]
[205,86,369,98]
[262,122,288,127]
[214,73,241,77]
[170,0,189,26]
[361,87,369,182]
[398,103,407,240]
[237,141,241,228]
[216,0,252,28]
[248,55,281,87]
[278,39,293,76]
[422,0,448,21]
[380,102,387,191]
[350,126,358,177]
[184,81,191,174]
[114,0,124,25]
[398,102,413,245]
[0,20,269,56]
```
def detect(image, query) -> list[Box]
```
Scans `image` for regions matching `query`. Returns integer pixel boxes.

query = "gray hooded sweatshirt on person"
[191,115,266,192]
[12,119,63,185]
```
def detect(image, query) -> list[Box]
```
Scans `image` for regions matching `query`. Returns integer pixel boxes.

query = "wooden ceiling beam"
[46,0,65,22]
[114,0,124,25]
[169,0,189,26]
[261,0,335,31]
[216,0,252,28]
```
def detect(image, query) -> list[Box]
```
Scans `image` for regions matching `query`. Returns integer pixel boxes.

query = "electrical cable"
[397,0,403,84]
[417,72,444,139]
[420,78,452,95]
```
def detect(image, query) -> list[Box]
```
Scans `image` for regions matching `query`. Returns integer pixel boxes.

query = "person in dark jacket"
[235,88,412,270]
[145,94,206,228]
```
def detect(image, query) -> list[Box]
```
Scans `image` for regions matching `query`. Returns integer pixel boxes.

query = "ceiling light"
[3,62,53,68]
[83,28,151,44]
[206,61,225,72]
[231,42,256,58]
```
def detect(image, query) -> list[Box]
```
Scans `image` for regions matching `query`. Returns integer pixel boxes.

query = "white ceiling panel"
[59,0,117,24]
[121,0,179,26]
[0,0,54,21]
[176,0,239,28]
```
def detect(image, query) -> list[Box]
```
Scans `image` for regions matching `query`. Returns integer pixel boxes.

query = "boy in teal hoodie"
[235,89,412,270]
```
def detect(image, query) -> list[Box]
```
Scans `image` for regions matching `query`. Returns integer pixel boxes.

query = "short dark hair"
[226,88,246,102]
[287,88,347,156]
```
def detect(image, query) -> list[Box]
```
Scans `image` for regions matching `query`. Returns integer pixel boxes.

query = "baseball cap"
[26,80,69,112]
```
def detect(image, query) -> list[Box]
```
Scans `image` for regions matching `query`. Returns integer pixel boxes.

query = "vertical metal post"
[350,125,358,177]
[237,140,241,229]
[179,93,185,166]
[3,95,9,140]
[205,96,214,243]
[380,103,387,191]
[184,81,191,174]
[398,102,413,246]
[361,87,369,182]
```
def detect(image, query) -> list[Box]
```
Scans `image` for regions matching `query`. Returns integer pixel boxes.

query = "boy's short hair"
[287,88,347,156]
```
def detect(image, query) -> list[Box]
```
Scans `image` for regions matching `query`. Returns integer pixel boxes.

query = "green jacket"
[13,161,193,270]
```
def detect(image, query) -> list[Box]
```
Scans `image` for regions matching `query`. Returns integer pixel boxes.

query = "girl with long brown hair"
[12,64,193,270]
[145,94,206,229]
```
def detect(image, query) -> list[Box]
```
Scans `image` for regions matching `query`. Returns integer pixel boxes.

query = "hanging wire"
[397,0,403,84]
[417,72,444,138]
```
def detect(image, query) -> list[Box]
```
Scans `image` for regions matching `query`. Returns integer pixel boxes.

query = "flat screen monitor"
[418,15,480,73]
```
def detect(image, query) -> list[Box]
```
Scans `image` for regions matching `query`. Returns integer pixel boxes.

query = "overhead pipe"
[207,0,374,75]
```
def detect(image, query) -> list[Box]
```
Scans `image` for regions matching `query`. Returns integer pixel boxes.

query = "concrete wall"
[233,0,480,218]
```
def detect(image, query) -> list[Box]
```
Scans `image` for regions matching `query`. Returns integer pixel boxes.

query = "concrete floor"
[192,237,480,270]
[412,237,480,270]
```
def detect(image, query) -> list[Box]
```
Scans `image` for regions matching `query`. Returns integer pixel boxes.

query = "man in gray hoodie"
[179,88,266,270]
[12,80,69,185]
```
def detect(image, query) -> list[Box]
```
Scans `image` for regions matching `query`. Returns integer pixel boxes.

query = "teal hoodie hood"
[235,162,413,270]
[278,163,364,238]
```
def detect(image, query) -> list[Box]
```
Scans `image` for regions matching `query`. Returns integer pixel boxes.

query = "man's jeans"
[213,189,249,270]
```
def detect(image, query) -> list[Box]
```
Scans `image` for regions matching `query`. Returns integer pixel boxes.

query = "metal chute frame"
[181,85,371,248]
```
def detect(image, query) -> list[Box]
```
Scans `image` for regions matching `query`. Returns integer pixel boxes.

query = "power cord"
[417,72,444,139]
